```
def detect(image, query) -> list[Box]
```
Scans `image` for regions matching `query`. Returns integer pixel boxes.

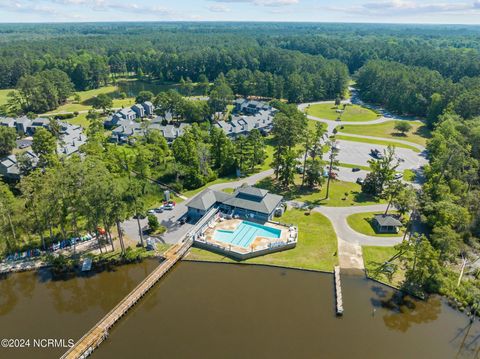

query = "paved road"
[326,139,428,172]
[286,201,403,247]
[314,204,404,247]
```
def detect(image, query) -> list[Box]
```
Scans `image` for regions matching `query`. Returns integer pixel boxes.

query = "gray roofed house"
[0,118,86,180]
[187,185,283,221]
[142,101,154,116]
[215,110,274,138]
[186,189,232,212]
[118,108,136,121]
[0,151,38,180]
[131,104,145,118]
[234,99,272,114]
[58,123,86,156]
[0,117,15,128]
[372,214,403,234]
[15,117,32,134]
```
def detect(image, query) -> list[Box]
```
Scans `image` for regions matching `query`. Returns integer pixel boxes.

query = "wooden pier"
[61,239,193,359]
[334,266,344,316]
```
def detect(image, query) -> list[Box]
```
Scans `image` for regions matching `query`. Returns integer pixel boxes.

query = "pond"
[1,261,479,358]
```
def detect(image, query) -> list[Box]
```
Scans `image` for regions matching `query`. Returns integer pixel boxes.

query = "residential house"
[234,99,272,115]
[131,104,145,118]
[0,117,15,128]
[15,117,32,135]
[0,151,38,181]
[142,101,154,116]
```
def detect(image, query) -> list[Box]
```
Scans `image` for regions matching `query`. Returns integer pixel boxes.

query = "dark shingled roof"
[235,186,268,198]
[186,189,231,211]
[187,186,283,215]
[373,214,402,227]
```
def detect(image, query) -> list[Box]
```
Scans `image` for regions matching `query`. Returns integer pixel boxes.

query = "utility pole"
[325,141,338,200]
[457,254,468,288]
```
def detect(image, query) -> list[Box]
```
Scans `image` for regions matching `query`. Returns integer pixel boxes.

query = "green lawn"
[334,134,421,153]
[338,163,370,171]
[186,208,338,271]
[0,88,14,106]
[67,113,90,128]
[337,120,430,147]
[306,103,379,122]
[182,177,238,198]
[46,85,135,114]
[403,169,416,182]
[363,246,405,287]
[256,175,384,207]
[347,211,404,237]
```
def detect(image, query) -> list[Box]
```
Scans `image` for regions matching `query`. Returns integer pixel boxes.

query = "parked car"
[147,209,156,215]
[145,238,155,251]
[154,207,164,213]
[356,177,364,185]
[133,213,146,219]
[352,167,361,172]
[394,172,403,180]
[370,148,380,157]
[178,216,189,225]
[164,203,175,210]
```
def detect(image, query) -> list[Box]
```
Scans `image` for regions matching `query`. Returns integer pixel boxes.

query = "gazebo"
[372,214,403,234]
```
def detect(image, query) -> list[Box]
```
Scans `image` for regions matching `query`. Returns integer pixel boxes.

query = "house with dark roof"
[0,151,38,180]
[142,101,154,116]
[234,99,272,115]
[372,214,403,234]
[131,104,145,118]
[187,185,283,222]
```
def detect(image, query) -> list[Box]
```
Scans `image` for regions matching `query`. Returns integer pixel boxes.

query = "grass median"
[306,103,379,122]
[334,134,421,153]
[336,120,430,147]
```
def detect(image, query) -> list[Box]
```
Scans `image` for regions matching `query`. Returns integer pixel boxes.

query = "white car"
[394,173,403,180]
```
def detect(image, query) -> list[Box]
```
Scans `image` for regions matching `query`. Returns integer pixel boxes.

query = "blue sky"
[0,0,479,24]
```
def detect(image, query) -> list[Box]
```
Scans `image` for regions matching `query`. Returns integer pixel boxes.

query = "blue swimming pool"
[214,221,281,248]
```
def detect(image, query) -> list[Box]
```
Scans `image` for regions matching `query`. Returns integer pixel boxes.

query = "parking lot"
[325,139,427,172]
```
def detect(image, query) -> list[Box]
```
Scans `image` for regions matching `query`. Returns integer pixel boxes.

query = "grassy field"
[67,113,90,128]
[186,208,338,271]
[347,211,404,237]
[337,120,430,147]
[256,175,384,207]
[46,85,135,114]
[306,103,379,122]
[0,89,14,106]
[363,246,405,287]
[334,134,421,153]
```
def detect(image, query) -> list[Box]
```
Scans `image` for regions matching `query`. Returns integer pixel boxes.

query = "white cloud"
[324,1,480,16]
[208,4,231,12]
[211,0,299,7]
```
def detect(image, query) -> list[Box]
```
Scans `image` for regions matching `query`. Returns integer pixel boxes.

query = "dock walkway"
[61,239,192,359]
[334,266,344,316]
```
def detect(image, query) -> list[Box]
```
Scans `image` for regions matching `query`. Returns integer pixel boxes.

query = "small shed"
[372,214,403,234]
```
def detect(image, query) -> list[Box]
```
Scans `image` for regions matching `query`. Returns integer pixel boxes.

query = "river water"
[1,261,479,358]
